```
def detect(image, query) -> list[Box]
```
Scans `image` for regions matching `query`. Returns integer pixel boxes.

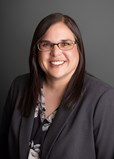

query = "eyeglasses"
[37,40,77,52]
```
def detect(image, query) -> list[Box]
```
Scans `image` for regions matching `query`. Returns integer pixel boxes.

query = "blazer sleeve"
[0,79,16,158]
[93,88,114,159]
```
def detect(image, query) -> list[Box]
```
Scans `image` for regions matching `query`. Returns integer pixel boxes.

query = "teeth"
[51,61,64,65]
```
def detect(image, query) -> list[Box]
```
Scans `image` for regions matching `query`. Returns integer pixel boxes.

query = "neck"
[44,77,69,91]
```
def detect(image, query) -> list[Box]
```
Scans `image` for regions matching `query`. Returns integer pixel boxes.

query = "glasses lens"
[59,41,75,50]
[38,41,51,51]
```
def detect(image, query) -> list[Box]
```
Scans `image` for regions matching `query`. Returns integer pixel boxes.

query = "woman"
[0,13,114,159]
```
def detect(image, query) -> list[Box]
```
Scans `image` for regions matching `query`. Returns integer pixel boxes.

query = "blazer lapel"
[19,109,34,159]
[41,100,80,159]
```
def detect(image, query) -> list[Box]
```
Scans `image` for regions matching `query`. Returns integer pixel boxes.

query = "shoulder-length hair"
[20,13,85,117]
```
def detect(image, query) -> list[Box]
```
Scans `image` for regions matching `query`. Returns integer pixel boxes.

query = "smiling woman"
[0,13,114,159]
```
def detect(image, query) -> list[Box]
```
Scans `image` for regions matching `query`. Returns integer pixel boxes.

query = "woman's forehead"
[41,22,75,41]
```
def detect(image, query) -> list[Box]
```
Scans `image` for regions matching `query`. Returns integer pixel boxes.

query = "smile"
[50,61,65,65]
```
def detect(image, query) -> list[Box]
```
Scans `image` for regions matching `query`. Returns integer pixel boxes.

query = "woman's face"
[38,22,79,83]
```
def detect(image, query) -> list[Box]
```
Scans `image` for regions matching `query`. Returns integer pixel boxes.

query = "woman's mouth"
[50,61,65,65]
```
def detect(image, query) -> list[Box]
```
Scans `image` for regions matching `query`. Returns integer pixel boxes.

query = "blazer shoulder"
[11,73,30,89]
[13,73,30,84]
[7,73,30,100]
[84,73,114,96]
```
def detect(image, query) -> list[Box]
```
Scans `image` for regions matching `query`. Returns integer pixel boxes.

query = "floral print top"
[28,89,57,159]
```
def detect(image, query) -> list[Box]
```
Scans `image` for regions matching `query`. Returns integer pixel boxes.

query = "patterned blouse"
[28,89,57,159]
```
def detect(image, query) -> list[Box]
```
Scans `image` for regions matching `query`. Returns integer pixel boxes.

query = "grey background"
[0,0,114,117]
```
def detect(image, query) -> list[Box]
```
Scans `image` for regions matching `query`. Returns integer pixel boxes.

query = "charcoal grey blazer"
[0,73,114,159]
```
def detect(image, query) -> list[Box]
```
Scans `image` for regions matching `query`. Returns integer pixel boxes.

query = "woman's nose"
[50,45,62,57]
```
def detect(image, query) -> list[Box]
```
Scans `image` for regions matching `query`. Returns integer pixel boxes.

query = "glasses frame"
[37,40,78,52]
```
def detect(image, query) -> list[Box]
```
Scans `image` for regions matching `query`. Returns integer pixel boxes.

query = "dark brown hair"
[20,13,85,117]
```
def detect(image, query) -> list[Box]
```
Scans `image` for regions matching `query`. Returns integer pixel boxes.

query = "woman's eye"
[61,42,71,46]
[42,42,50,47]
